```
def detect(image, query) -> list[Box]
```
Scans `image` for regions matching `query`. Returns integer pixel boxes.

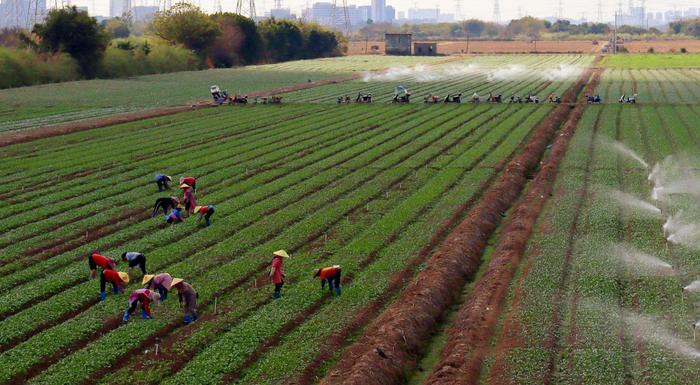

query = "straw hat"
[165,175,172,181]
[118,272,130,283]
[148,291,161,302]
[180,184,191,189]
[193,206,204,214]
[313,268,321,277]
[273,250,290,258]
[142,274,154,285]
[169,278,184,290]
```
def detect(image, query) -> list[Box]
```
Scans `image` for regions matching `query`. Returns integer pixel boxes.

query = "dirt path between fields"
[422,63,602,385]
[318,57,601,385]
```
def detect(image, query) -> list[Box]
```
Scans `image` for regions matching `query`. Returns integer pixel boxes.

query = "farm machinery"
[392,86,411,104]
[255,96,283,104]
[619,93,637,103]
[210,85,230,105]
[585,93,602,104]
[444,93,462,103]
[424,95,441,104]
[356,92,373,103]
[487,93,503,103]
[547,93,562,104]
[210,85,248,105]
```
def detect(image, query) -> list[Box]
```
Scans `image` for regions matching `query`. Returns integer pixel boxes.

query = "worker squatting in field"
[121,252,147,275]
[314,265,342,296]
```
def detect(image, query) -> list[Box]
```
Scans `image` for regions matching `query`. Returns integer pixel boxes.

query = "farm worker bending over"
[88,252,117,279]
[152,197,180,217]
[179,176,197,192]
[314,265,342,296]
[194,205,216,226]
[181,184,197,214]
[166,208,183,224]
[143,273,173,300]
[155,174,172,192]
[121,252,147,275]
[270,250,290,299]
[100,270,129,301]
[122,289,160,322]
[170,278,198,324]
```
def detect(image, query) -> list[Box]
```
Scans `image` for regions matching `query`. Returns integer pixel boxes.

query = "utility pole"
[613,11,618,54]
[597,0,602,22]
[454,0,462,21]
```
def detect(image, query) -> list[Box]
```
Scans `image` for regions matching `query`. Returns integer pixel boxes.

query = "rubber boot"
[112,286,119,295]
[100,291,106,301]
[141,309,150,320]
[272,291,281,299]
[123,310,130,322]
[183,314,193,324]
[335,286,342,296]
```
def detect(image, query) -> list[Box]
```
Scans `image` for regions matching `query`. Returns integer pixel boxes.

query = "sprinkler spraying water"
[611,190,662,218]
[612,243,674,276]
[609,141,649,169]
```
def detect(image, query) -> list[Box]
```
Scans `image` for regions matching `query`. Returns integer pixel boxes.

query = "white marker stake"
[155,343,159,356]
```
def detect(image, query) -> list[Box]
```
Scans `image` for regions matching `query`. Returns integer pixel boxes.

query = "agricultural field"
[0,55,445,133]
[2,53,700,385]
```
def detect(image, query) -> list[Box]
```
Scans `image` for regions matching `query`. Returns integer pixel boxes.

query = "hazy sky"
[69,0,700,23]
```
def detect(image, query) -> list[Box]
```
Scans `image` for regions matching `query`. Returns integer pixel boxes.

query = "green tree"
[151,3,220,57]
[103,17,130,38]
[31,6,109,77]
[208,13,261,67]
[258,18,303,62]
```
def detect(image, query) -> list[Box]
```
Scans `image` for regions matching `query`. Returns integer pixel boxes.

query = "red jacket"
[92,253,116,269]
[318,267,339,280]
[270,257,284,285]
[103,269,125,285]
[181,177,196,186]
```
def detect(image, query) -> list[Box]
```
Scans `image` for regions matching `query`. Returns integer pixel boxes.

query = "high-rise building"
[385,5,394,23]
[371,0,385,22]
[110,0,128,18]
[132,5,158,22]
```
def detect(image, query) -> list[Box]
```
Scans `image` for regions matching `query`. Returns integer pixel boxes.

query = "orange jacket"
[318,266,339,280]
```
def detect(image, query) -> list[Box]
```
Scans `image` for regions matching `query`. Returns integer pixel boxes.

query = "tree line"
[0,3,343,88]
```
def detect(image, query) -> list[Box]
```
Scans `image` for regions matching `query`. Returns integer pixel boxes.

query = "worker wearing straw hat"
[313,265,342,296]
[270,250,290,299]
[170,278,198,324]
[122,289,160,322]
[142,273,172,300]
[100,269,129,301]
[155,174,172,192]
[194,204,216,226]
[88,252,117,279]
[181,184,197,215]
[179,176,197,193]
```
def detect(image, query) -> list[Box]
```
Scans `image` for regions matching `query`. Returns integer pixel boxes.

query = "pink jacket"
[151,273,173,290]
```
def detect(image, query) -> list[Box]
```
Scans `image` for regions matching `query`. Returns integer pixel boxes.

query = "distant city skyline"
[3,0,700,28]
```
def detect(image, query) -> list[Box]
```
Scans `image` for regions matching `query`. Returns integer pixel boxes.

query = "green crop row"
[0,104,483,381]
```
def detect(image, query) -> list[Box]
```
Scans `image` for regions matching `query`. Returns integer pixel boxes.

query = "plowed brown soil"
[423,62,600,385]
[318,58,600,385]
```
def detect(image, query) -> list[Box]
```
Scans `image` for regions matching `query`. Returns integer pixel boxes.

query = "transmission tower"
[330,0,350,36]
[597,0,602,22]
[454,0,462,21]
[556,0,562,19]
[236,0,256,18]
[213,0,222,12]
[492,0,500,23]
